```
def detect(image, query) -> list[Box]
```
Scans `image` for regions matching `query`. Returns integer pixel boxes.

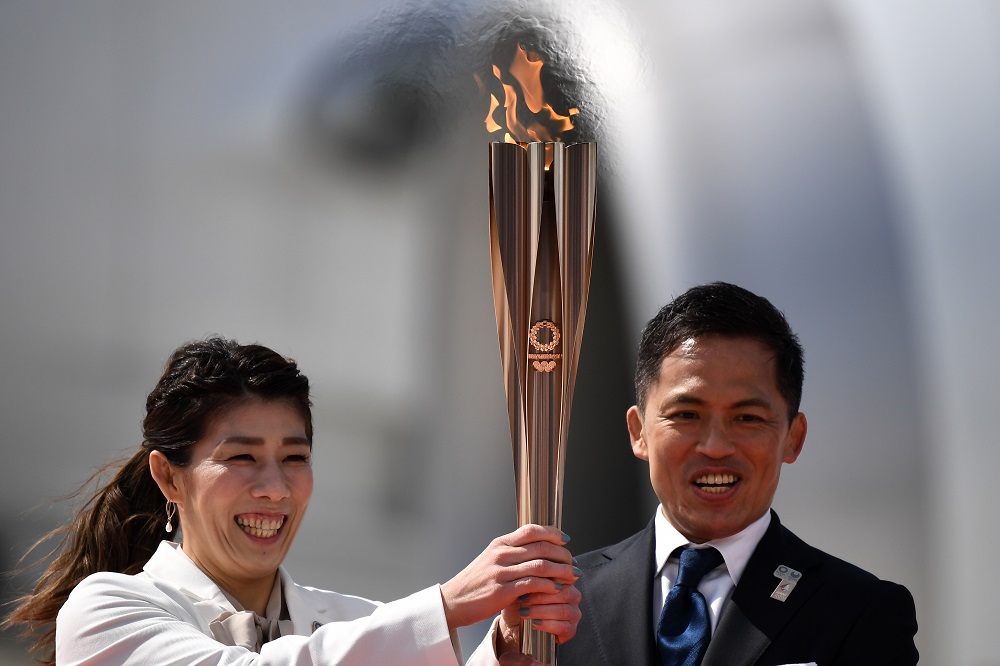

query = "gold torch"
[483,45,597,665]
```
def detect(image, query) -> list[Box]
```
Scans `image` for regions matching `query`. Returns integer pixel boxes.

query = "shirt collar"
[653,506,771,585]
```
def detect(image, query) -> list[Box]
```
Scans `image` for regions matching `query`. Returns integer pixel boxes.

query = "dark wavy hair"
[4,337,312,665]
[634,282,804,420]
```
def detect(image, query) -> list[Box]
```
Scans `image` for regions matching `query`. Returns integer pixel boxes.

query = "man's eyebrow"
[731,397,773,410]
[658,395,775,410]
[655,394,705,409]
[665,394,705,405]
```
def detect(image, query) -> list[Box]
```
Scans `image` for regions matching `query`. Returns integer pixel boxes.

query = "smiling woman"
[4,338,580,666]
[148,399,316,617]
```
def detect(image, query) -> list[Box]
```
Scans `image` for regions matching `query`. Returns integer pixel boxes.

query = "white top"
[56,541,498,666]
[652,507,771,635]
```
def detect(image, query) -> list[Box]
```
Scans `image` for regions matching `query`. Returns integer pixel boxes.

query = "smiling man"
[558,282,918,666]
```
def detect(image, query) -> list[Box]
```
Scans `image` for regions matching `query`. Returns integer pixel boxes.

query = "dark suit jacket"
[558,511,918,665]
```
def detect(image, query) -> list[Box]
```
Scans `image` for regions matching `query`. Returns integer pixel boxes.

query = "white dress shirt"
[652,507,771,636]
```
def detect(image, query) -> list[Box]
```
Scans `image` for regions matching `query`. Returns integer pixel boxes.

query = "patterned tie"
[656,546,724,666]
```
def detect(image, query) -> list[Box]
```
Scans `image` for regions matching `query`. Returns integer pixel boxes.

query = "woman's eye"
[228,454,255,461]
[285,454,311,464]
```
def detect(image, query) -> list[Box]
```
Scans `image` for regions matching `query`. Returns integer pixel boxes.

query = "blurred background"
[2,0,998,663]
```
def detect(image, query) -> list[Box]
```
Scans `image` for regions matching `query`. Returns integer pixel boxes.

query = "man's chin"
[672,511,750,543]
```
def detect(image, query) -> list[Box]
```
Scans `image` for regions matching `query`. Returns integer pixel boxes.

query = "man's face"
[627,335,806,543]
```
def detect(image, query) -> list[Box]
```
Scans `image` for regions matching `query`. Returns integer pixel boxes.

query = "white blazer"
[56,541,499,666]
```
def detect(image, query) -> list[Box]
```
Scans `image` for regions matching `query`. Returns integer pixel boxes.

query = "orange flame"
[486,94,503,133]
[510,46,545,114]
[482,44,577,144]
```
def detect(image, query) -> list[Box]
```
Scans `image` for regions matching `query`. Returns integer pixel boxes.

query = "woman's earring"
[164,500,177,534]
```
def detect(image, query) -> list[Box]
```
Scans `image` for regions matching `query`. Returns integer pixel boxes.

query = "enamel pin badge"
[771,565,802,601]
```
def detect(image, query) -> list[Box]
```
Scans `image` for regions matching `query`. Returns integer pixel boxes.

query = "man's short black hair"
[634,282,804,420]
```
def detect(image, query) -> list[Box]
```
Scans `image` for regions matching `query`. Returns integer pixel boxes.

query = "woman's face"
[170,398,313,593]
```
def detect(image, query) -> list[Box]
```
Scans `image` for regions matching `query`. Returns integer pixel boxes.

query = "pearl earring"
[164,500,177,534]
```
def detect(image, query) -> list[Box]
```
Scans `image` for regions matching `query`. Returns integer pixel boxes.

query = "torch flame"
[486,94,503,133]
[510,45,545,114]
[481,44,577,145]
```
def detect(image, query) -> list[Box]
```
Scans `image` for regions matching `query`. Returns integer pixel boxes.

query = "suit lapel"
[576,521,657,665]
[702,602,769,666]
[703,511,824,666]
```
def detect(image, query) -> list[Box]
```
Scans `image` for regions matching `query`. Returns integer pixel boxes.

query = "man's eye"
[671,411,698,420]
[735,414,763,423]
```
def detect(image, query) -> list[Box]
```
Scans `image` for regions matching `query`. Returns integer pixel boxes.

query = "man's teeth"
[236,516,285,538]
[695,473,737,493]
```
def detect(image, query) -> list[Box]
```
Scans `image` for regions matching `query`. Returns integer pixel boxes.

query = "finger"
[509,606,580,645]
[515,583,581,607]
[502,559,580,585]
[516,601,581,624]
[503,524,570,548]
[498,541,575,568]
[504,556,578,580]
[498,653,540,666]
[493,543,582,580]
[504,567,580,597]
[526,618,579,645]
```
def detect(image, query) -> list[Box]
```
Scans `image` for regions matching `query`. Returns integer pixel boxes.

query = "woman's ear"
[149,450,182,502]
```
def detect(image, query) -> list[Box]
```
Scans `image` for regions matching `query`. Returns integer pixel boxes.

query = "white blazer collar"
[280,567,337,635]
[143,541,232,605]
[143,540,327,635]
[143,541,240,627]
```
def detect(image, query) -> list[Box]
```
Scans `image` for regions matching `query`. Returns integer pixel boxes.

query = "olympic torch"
[483,44,597,665]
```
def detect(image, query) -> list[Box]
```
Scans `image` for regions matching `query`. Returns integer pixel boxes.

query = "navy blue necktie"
[656,546,724,666]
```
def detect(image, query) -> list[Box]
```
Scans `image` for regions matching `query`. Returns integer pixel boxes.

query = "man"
[559,282,918,665]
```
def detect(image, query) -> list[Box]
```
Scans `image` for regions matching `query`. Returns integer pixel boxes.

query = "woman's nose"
[252,461,291,500]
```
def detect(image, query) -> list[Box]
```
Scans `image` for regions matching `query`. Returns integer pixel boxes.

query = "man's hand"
[495,581,582,655]
[498,653,550,666]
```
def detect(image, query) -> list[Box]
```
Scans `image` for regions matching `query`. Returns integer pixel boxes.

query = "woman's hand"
[439,524,579,631]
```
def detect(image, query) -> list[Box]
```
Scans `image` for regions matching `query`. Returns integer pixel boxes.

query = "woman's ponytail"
[3,448,168,664]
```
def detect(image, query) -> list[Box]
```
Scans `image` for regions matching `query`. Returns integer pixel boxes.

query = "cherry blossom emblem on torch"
[482,42,597,665]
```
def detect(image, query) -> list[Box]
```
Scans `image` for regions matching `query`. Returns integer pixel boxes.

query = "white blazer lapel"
[280,567,337,635]
[142,541,237,628]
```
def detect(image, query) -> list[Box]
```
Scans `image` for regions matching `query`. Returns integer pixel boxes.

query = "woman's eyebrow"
[218,435,311,445]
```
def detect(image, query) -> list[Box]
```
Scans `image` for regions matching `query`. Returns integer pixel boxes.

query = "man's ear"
[783,412,808,464]
[627,405,649,461]
[149,450,182,502]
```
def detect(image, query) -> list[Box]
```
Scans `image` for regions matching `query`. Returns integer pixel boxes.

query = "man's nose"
[698,417,736,458]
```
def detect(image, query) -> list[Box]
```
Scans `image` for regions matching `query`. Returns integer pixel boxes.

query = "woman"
[6,338,580,665]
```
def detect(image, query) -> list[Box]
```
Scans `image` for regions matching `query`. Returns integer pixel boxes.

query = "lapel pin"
[770,565,802,602]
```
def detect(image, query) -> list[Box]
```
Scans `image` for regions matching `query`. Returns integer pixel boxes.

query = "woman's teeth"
[236,516,284,538]
[695,473,737,493]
